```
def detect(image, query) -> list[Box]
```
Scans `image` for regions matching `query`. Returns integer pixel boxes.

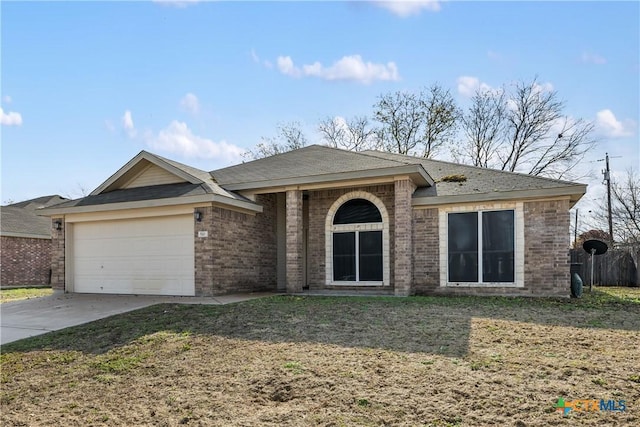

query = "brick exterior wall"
[411,199,572,297]
[412,208,440,294]
[195,194,277,296]
[307,184,395,291]
[523,199,571,297]
[394,179,417,296]
[1,236,52,287]
[286,190,304,293]
[50,218,65,290]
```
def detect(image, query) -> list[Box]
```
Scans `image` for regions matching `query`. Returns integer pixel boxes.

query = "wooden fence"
[569,248,639,287]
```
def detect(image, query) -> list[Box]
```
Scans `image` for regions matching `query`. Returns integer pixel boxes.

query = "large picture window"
[448,210,515,283]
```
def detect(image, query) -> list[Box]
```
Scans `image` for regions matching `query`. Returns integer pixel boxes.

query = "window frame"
[325,192,389,287]
[440,203,524,288]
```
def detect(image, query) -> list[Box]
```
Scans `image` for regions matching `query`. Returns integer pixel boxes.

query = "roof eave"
[38,193,263,216]
[412,184,587,207]
[221,164,434,191]
[0,231,51,239]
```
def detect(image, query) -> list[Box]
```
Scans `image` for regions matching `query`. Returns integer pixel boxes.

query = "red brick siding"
[195,194,277,296]
[50,219,65,290]
[1,236,52,287]
[394,179,417,296]
[412,208,440,294]
[523,199,571,297]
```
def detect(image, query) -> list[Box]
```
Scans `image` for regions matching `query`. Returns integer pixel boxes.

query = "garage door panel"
[72,215,195,296]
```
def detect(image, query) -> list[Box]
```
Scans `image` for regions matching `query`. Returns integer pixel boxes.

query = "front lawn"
[0,287,53,303]
[1,287,639,426]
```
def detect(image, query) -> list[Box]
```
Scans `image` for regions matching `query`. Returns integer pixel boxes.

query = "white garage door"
[72,215,195,296]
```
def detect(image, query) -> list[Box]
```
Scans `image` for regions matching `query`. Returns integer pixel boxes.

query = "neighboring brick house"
[39,146,586,297]
[1,195,67,287]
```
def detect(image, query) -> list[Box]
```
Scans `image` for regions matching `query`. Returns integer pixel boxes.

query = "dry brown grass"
[1,287,639,426]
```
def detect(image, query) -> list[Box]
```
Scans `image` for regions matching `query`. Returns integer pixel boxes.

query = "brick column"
[194,207,214,296]
[394,179,416,296]
[50,218,65,291]
[286,190,304,293]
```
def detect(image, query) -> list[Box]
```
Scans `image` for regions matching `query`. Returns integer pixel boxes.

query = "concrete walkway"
[0,291,279,345]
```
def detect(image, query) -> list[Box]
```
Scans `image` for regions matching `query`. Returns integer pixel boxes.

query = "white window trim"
[439,202,524,288]
[325,191,389,286]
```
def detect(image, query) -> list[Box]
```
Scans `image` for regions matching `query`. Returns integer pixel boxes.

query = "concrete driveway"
[0,291,278,345]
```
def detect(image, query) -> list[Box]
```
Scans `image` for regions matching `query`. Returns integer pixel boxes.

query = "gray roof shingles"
[2,195,67,237]
[360,150,584,197]
[210,145,584,198]
[48,183,210,209]
[211,145,412,186]
[37,146,585,212]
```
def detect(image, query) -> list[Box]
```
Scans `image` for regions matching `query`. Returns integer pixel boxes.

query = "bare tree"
[374,90,423,155]
[318,115,379,152]
[243,121,308,160]
[611,169,640,245]
[421,84,460,158]
[459,78,596,179]
[373,84,459,157]
[456,89,506,167]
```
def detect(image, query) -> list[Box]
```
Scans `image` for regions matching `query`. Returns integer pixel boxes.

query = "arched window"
[331,198,383,282]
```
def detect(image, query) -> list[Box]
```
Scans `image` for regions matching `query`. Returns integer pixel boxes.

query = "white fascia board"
[37,194,262,216]
[412,185,587,207]
[222,164,433,191]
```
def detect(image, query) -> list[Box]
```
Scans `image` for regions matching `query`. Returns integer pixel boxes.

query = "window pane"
[483,210,515,282]
[359,231,383,281]
[333,232,356,281]
[334,199,382,224]
[448,212,478,282]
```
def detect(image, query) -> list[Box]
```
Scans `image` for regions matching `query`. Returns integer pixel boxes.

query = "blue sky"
[2,0,638,225]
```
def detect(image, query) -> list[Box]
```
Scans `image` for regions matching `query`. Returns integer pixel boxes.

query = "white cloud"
[375,0,441,17]
[2,95,12,104]
[146,121,245,162]
[581,52,606,65]
[180,93,200,115]
[596,109,635,138]
[122,110,136,138]
[0,107,23,126]
[277,56,300,77]
[456,76,494,97]
[152,0,201,8]
[277,54,400,84]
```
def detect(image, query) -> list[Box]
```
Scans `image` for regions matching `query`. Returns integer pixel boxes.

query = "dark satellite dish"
[582,239,608,292]
[583,239,608,255]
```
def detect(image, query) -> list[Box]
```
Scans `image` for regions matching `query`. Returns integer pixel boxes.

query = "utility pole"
[603,153,614,246]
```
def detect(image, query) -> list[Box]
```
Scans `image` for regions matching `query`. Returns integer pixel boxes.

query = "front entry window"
[332,199,383,282]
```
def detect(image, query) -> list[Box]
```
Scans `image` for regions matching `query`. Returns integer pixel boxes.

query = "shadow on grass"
[2,287,639,358]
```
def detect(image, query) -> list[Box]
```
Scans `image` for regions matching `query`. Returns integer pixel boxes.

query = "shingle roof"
[8,195,67,210]
[211,145,421,186]
[1,195,66,238]
[48,183,210,209]
[361,150,585,198]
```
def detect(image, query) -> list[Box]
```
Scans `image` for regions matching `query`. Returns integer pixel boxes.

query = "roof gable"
[91,151,204,195]
[120,163,186,189]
